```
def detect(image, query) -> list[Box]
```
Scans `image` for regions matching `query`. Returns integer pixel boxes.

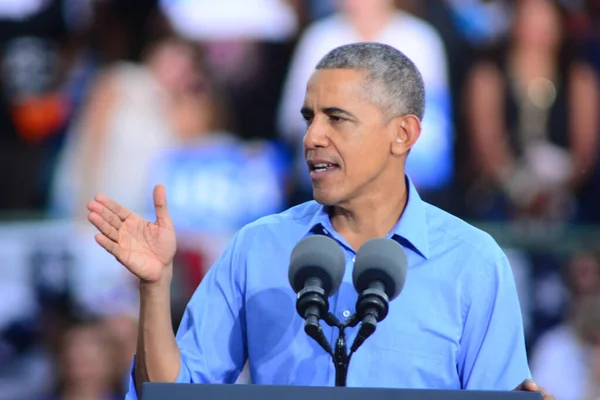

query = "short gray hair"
[315,42,425,120]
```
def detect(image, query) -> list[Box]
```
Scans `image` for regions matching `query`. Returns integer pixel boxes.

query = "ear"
[391,115,421,156]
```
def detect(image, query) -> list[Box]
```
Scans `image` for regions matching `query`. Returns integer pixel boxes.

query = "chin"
[312,188,342,206]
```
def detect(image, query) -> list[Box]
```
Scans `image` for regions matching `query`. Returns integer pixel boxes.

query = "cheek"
[333,123,391,175]
[342,140,388,178]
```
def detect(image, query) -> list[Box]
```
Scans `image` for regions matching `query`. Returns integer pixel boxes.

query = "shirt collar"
[305,175,430,259]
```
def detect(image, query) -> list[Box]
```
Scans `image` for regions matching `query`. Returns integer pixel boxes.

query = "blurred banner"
[148,139,290,234]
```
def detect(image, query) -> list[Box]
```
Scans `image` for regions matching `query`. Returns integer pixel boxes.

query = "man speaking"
[87,43,553,399]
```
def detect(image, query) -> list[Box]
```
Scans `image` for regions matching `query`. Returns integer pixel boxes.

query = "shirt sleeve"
[457,255,531,390]
[124,230,248,399]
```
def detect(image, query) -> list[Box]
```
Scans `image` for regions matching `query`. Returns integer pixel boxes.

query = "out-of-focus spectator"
[568,0,600,223]
[0,220,140,400]
[45,317,121,400]
[565,252,600,300]
[158,0,301,142]
[463,0,600,222]
[103,315,138,395]
[278,0,453,204]
[421,0,513,211]
[50,36,222,217]
[0,0,71,210]
[531,292,600,400]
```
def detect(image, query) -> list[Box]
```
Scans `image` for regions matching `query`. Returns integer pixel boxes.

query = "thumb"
[515,379,538,391]
[153,184,173,228]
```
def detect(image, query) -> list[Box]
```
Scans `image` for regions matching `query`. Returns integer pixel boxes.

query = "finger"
[95,233,120,259]
[87,200,123,230]
[514,379,535,392]
[153,184,173,228]
[94,194,131,221]
[88,211,120,242]
[521,379,537,390]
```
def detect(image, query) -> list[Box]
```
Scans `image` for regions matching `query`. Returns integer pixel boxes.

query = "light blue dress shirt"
[126,177,530,399]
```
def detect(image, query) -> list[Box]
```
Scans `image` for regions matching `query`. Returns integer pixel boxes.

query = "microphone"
[350,238,407,353]
[289,235,345,355]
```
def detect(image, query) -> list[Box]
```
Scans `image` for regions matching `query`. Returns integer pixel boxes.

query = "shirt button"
[352,257,356,262]
[343,310,351,318]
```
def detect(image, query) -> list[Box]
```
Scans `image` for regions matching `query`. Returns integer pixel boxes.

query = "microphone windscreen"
[353,238,407,301]
[289,234,345,296]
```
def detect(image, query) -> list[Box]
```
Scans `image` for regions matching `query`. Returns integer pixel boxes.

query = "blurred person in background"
[531,291,600,400]
[158,0,300,142]
[278,0,453,207]
[50,35,230,218]
[419,0,513,216]
[463,0,599,222]
[45,317,121,400]
[0,0,71,210]
[103,314,139,393]
[0,0,157,211]
[570,0,600,223]
[563,251,600,303]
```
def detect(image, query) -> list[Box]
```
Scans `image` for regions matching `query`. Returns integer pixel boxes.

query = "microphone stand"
[323,313,360,387]
[333,327,349,386]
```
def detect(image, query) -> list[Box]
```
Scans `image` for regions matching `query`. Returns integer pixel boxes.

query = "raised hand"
[87,184,177,284]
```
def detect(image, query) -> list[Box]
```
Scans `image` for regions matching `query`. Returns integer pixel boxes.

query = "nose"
[303,118,330,150]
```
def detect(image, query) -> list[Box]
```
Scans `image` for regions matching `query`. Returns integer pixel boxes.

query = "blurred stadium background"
[0,0,599,399]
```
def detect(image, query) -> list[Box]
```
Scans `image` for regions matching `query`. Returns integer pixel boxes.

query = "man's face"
[302,68,397,206]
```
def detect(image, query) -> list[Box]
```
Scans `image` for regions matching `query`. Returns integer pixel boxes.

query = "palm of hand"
[117,214,176,283]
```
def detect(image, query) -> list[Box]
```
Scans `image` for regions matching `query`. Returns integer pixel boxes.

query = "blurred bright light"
[159,0,299,41]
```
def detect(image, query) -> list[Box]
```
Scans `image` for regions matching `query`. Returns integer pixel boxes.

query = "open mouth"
[308,161,340,175]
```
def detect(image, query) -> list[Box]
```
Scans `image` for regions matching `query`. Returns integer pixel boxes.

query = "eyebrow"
[300,106,357,119]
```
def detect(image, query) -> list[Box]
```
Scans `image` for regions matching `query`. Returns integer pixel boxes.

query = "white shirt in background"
[530,324,594,400]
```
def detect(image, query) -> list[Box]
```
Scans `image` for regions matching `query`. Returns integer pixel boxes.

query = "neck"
[347,9,394,41]
[329,177,408,251]
[509,46,558,85]
[510,46,557,70]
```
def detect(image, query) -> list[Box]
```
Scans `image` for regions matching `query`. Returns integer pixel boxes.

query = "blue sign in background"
[149,141,290,233]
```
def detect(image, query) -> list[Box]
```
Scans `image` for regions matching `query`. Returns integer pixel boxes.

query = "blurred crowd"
[0,0,599,399]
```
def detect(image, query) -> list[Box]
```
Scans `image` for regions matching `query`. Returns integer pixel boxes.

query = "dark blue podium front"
[142,383,543,400]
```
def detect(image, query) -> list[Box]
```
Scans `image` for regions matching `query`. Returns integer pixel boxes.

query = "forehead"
[304,68,370,106]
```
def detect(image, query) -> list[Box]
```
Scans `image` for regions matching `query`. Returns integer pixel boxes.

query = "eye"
[302,114,313,126]
[330,115,346,123]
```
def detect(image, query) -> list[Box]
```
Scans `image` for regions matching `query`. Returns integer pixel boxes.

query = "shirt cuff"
[124,354,193,399]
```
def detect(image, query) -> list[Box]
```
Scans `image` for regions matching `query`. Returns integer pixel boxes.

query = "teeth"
[311,162,337,174]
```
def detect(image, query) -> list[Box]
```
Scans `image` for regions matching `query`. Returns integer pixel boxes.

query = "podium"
[142,383,543,400]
